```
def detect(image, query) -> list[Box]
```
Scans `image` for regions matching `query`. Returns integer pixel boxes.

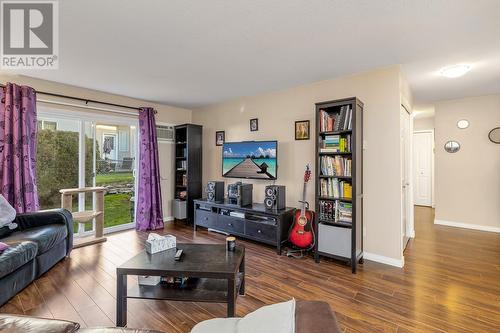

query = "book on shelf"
[338,202,352,222]
[319,200,336,221]
[176,160,187,170]
[320,155,352,176]
[320,134,351,153]
[176,148,187,158]
[343,182,352,199]
[319,178,352,199]
[319,109,334,132]
[319,200,352,224]
[319,105,353,132]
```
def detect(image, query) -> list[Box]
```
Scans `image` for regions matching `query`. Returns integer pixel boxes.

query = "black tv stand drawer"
[245,221,275,243]
[218,215,245,234]
[194,199,295,255]
[196,210,216,229]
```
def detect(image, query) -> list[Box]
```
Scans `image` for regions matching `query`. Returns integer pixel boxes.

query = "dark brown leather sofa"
[0,209,74,306]
[0,314,163,333]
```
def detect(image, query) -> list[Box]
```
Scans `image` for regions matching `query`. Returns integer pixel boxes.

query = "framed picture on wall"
[216,131,225,146]
[250,118,258,131]
[295,120,310,140]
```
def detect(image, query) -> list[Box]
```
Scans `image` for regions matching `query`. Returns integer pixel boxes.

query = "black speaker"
[206,181,224,202]
[264,185,286,210]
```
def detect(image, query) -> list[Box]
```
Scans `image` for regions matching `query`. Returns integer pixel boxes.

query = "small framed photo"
[250,118,258,132]
[295,120,310,140]
[215,131,225,146]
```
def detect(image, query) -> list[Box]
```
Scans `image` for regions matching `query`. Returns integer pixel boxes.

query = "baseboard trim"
[164,216,174,222]
[434,219,500,233]
[364,252,405,268]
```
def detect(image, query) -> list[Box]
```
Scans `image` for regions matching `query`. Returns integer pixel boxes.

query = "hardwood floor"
[1,206,499,332]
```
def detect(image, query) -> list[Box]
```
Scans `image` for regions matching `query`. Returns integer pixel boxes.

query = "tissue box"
[138,275,161,286]
[145,233,176,254]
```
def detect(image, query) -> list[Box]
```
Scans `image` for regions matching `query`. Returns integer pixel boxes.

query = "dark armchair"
[0,209,73,306]
[0,314,166,333]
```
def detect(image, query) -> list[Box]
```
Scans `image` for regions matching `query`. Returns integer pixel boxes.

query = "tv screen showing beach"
[222,141,277,179]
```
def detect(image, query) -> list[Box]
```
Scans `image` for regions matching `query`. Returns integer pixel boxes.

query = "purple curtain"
[136,107,164,231]
[0,83,39,213]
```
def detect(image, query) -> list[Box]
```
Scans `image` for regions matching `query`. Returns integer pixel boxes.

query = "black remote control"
[174,249,183,261]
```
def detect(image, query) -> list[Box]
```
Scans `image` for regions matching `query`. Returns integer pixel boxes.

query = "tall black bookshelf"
[314,97,363,273]
[174,124,202,224]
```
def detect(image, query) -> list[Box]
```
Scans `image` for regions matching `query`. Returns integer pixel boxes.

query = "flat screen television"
[222,141,277,179]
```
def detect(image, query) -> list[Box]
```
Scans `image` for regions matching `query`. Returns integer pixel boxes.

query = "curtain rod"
[37,98,139,116]
[1,83,142,111]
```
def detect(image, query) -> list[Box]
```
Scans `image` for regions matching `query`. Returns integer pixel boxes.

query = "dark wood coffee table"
[116,243,245,327]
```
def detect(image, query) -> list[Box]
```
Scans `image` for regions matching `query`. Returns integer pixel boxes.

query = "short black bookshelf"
[174,124,202,223]
[314,97,363,273]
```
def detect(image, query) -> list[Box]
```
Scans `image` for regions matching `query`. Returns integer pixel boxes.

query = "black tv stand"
[193,199,295,254]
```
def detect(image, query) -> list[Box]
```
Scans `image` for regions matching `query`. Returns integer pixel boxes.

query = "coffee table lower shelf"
[127,275,243,303]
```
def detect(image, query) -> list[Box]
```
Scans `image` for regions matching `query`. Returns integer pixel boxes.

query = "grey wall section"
[414,117,435,131]
[434,94,500,231]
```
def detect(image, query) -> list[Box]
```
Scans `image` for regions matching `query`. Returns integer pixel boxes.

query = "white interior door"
[413,131,433,206]
[158,141,175,221]
[400,107,411,249]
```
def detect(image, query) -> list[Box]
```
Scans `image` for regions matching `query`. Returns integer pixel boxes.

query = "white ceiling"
[7,0,500,108]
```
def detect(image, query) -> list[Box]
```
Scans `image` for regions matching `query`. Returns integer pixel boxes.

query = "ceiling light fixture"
[439,64,471,78]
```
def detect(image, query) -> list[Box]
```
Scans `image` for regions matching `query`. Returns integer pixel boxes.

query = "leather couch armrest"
[78,328,167,332]
[15,209,74,254]
[295,300,341,333]
[0,314,80,333]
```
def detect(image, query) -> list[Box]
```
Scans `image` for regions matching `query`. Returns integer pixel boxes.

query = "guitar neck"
[301,182,307,216]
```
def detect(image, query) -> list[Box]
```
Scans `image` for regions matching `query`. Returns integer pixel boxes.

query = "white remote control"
[174,249,183,261]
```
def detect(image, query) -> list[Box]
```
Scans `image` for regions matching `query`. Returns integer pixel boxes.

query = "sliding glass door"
[94,122,137,232]
[37,107,138,235]
[37,117,81,211]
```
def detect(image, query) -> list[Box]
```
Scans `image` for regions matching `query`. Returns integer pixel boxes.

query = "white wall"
[193,66,405,264]
[434,94,500,232]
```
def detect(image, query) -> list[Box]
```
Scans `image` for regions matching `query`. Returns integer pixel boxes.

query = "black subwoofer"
[206,181,224,202]
[264,185,286,210]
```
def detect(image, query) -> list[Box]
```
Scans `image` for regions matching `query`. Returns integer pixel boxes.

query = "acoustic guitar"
[289,165,315,249]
